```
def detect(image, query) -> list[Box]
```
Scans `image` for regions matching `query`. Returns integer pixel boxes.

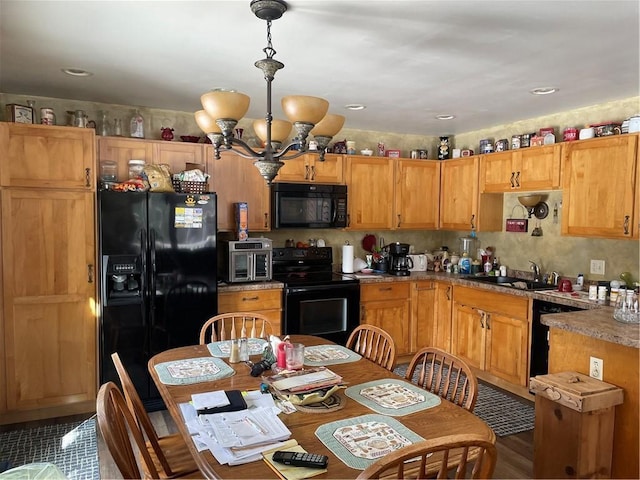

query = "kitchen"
[1,0,639,477]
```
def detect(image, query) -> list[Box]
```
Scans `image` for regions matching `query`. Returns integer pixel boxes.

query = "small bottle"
[98,111,111,136]
[576,274,584,288]
[228,339,240,363]
[238,338,249,362]
[113,118,123,136]
[459,253,471,274]
[492,257,500,272]
[483,259,492,274]
[130,109,145,138]
[27,100,37,124]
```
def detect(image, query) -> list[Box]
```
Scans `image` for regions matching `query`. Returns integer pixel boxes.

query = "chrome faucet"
[529,261,541,282]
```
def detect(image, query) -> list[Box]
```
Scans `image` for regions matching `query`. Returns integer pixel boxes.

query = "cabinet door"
[412,281,436,352]
[361,299,411,355]
[2,189,96,410]
[451,302,485,370]
[439,157,479,231]
[153,142,205,174]
[218,289,282,335]
[518,144,561,190]
[433,281,453,351]
[0,123,95,190]
[395,159,440,229]
[310,154,344,183]
[97,137,154,182]
[480,151,514,192]
[275,158,309,182]
[485,312,529,386]
[345,156,394,230]
[210,150,271,232]
[562,136,637,239]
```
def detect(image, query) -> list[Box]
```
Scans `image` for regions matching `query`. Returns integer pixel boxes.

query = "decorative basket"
[172,179,208,194]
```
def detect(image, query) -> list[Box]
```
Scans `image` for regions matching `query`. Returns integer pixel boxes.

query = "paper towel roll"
[342,245,354,273]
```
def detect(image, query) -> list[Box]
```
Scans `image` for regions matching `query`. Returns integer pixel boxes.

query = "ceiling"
[1,0,639,136]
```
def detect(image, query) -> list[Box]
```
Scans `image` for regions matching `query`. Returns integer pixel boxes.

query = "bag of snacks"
[143,164,174,192]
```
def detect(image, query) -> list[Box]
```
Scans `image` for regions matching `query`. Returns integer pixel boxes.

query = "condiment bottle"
[228,339,240,363]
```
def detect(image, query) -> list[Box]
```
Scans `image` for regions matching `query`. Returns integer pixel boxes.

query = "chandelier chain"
[263,19,277,59]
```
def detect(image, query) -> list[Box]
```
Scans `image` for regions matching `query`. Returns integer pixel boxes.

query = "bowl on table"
[180,135,201,143]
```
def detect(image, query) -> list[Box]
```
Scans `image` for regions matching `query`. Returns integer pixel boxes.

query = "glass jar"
[613,290,639,323]
[98,111,111,136]
[128,159,145,179]
[100,161,118,183]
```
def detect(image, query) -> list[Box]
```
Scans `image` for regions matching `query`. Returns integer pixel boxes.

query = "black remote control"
[272,451,328,469]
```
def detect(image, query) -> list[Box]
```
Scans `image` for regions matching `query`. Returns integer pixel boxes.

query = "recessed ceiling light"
[530,87,558,95]
[61,68,93,77]
[345,104,366,111]
[435,114,455,120]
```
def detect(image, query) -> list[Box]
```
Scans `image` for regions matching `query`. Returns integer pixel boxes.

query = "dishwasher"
[530,300,585,378]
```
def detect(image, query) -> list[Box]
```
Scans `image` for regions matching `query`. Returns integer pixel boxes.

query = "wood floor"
[97,410,533,479]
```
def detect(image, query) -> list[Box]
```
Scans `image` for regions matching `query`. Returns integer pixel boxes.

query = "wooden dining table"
[148,335,495,479]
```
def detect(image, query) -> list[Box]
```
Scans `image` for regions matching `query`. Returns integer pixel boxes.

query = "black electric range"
[271,247,359,287]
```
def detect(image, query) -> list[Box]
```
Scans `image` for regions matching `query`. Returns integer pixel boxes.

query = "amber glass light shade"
[253,119,292,143]
[310,113,345,137]
[281,95,329,125]
[201,91,250,121]
[194,110,221,134]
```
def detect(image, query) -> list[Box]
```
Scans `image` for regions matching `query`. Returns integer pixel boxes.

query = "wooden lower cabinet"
[411,281,436,352]
[433,281,453,351]
[360,282,411,355]
[217,288,282,335]
[451,285,529,386]
[1,189,96,421]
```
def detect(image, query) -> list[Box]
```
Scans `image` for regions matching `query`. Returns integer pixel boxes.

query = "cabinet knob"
[510,171,516,188]
[515,171,521,188]
[85,168,91,187]
[305,165,310,180]
[623,215,630,235]
[264,212,268,228]
[87,264,94,283]
[310,165,316,181]
[470,214,476,230]
[397,214,401,228]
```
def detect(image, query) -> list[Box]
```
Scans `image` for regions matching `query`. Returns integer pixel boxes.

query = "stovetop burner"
[272,247,359,287]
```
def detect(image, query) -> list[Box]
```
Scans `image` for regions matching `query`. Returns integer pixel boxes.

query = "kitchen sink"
[466,275,556,291]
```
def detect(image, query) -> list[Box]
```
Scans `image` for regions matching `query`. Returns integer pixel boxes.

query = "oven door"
[283,283,360,345]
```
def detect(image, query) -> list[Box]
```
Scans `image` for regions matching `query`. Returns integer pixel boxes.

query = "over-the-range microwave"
[271,183,347,229]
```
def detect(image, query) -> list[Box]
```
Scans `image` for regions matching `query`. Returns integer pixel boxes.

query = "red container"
[563,127,578,142]
[539,127,555,137]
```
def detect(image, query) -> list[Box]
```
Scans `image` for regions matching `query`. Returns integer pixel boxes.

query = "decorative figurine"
[161,127,174,141]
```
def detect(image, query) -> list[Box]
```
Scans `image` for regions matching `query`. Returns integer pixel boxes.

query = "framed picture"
[5,104,33,124]
[385,150,401,158]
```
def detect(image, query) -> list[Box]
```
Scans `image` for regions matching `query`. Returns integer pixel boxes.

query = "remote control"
[272,451,328,469]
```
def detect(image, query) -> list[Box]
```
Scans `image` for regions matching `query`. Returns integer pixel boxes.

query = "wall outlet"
[590,356,603,380]
[590,259,606,275]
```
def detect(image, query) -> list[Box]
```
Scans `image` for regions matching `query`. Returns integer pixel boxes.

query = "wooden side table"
[530,371,624,479]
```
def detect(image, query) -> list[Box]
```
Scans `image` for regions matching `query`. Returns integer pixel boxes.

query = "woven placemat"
[207,338,268,358]
[345,378,441,416]
[303,345,362,366]
[315,414,423,470]
[154,357,235,385]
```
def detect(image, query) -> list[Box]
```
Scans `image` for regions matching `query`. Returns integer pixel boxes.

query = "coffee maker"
[386,242,414,276]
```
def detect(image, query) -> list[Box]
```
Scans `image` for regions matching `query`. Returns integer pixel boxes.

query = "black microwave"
[271,183,347,229]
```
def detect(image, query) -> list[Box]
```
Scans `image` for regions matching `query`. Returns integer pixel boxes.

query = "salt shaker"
[238,337,249,362]
[228,339,240,363]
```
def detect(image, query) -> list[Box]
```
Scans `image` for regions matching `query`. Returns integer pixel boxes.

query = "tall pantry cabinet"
[0,123,97,424]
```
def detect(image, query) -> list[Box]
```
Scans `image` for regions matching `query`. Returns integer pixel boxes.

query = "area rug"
[393,363,534,437]
[0,418,98,479]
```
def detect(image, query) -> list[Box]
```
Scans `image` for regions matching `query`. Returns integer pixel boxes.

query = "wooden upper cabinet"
[276,154,344,184]
[97,137,154,182]
[480,144,561,193]
[209,149,271,232]
[440,156,502,232]
[395,159,440,229]
[153,142,205,174]
[345,155,395,230]
[0,123,95,190]
[562,135,637,239]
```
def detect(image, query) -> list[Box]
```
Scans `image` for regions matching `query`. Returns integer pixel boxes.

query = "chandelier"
[195,0,345,184]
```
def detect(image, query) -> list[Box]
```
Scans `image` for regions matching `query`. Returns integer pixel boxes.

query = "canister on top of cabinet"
[128,159,146,179]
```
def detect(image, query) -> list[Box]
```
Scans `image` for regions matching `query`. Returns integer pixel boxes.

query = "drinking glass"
[285,343,305,370]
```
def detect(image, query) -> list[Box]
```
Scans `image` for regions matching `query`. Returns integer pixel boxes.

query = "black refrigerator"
[98,190,217,408]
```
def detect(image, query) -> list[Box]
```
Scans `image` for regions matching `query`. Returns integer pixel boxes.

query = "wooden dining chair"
[97,381,163,479]
[198,311,273,344]
[355,433,497,479]
[111,353,198,478]
[405,347,478,412]
[346,324,397,371]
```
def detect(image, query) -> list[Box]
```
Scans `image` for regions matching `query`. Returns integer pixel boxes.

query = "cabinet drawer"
[218,289,282,312]
[453,285,529,319]
[361,282,410,302]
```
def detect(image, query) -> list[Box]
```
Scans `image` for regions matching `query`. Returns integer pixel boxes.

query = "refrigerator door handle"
[141,228,149,316]
[150,228,157,309]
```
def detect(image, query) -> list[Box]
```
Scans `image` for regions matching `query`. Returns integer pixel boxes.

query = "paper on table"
[199,407,291,448]
[263,440,328,479]
[191,390,230,410]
